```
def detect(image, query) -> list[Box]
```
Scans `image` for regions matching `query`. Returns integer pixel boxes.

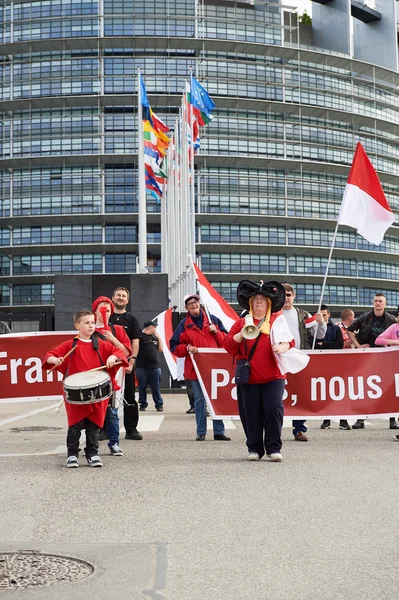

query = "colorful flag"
[192,262,238,331]
[338,142,395,245]
[188,75,216,126]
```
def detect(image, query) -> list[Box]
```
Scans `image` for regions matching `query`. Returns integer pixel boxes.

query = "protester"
[346,293,398,429]
[170,293,231,442]
[336,308,355,349]
[0,320,11,334]
[92,296,131,457]
[136,320,165,412]
[224,280,295,462]
[43,310,128,468]
[109,287,143,440]
[282,283,327,441]
[317,305,350,430]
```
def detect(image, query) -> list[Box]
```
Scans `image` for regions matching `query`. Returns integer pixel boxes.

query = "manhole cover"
[0,551,95,590]
[11,427,62,432]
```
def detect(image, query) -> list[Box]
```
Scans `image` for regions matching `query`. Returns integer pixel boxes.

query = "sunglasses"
[285,293,293,297]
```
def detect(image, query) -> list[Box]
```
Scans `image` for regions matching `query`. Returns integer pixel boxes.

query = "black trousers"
[66,418,100,459]
[237,379,285,457]
[100,370,139,436]
[123,370,139,433]
[185,379,195,408]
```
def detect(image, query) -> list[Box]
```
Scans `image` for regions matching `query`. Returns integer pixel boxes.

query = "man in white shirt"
[282,283,327,441]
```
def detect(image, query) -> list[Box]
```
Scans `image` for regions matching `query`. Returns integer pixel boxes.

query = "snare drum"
[63,371,112,405]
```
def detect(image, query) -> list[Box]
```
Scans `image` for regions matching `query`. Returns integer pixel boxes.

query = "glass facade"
[1,0,399,311]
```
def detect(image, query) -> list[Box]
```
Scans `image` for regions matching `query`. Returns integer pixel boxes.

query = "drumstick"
[88,361,123,372]
[47,341,78,373]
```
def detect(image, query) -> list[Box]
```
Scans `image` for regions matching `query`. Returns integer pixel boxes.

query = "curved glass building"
[1,0,399,323]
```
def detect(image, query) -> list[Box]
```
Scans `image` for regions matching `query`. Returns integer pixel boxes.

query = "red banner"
[0,332,75,402]
[192,347,399,419]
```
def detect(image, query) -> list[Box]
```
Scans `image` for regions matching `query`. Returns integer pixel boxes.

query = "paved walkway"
[0,395,398,599]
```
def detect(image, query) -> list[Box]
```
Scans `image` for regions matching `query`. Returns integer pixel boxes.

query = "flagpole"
[137,68,147,273]
[311,220,340,349]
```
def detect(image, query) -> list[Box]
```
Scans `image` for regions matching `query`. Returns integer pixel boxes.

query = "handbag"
[235,335,261,385]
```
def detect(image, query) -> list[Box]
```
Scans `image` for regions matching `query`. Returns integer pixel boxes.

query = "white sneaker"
[87,455,103,467]
[247,452,260,461]
[109,444,123,456]
[266,453,283,462]
[67,456,79,468]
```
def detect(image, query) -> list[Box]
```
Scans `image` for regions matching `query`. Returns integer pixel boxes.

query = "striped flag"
[192,262,238,332]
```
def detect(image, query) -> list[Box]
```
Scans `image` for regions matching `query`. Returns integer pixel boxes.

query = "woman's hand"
[273,342,290,354]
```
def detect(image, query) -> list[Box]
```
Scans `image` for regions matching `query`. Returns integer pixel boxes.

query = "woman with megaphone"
[224,280,309,462]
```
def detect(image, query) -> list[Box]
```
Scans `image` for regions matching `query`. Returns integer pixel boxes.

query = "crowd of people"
[2,281,398,468]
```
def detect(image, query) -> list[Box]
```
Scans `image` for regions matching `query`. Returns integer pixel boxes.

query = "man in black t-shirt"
[347,293,397,429]
[136,320,164,412]
[109,287,143,440]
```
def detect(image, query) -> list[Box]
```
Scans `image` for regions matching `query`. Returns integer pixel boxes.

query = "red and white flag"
[155,308,177,380]
[304,314,318,329]
[338,142,395,245]
[192,263,239,332]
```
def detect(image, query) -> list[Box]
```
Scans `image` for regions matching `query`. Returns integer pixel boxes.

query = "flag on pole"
[192,262,238,331]
[338,142,395,245]
[155,308,178,380]
[189,75,216,126]
[304,314,318,328]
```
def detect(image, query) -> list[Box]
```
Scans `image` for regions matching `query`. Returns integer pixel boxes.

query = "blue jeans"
[292,420,307,435]
[106,406,120,447]
[136,367,164,408]
[191,380,225,436]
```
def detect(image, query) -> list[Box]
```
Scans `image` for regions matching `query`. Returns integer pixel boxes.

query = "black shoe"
[352,419,365,429]
[186,407,195,414]
[139,406,147,411]
[125,429,143,440]
[214,434,231,441]
[389,418,399,430]
[99,430,109,441]
[395,435,399,441]
[196,434,206,441]
[339,420,351,430]
[156,406,164,412]
[320,420,331,429]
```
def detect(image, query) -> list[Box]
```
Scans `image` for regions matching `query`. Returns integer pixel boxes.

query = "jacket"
[347,310,396,345]
[315,319,344,349]
[0,321,11,334]
[170,310,227,380]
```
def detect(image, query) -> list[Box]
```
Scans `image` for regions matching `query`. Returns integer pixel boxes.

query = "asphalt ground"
[0,394,398,600]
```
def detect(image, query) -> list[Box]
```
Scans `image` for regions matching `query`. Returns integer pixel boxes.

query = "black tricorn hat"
[237,280,286,313]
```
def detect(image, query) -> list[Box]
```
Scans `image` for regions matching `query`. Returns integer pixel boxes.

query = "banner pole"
[312,220,340,349]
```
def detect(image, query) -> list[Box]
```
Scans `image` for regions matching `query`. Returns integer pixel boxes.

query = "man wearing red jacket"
[170,293,231,442]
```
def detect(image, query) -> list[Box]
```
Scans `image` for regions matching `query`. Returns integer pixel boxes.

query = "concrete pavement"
[0,395,398,599]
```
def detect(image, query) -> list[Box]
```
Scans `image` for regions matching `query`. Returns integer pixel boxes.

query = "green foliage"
[299,10,312,25]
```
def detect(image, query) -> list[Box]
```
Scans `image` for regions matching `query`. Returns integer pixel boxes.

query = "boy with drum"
[43,310,128,468]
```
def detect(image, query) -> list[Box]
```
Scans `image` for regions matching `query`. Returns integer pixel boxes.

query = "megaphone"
[242,315,260,340]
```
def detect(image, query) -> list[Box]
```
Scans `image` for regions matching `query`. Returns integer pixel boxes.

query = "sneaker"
[266,453,283,462]
[186,407,195,414]
[139,406,147,411]
[339,421,351,430]
[352,419,365,429]
[156,406,164,412]
[125,429,143,440]
[247,452,260,461]
[67,456,79,468]
[395,435,399,441]
[320,420,331,429]
[87,455,103,467]
[389,418,399,430]
[109,444,123,456]
[196,434,206,441]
